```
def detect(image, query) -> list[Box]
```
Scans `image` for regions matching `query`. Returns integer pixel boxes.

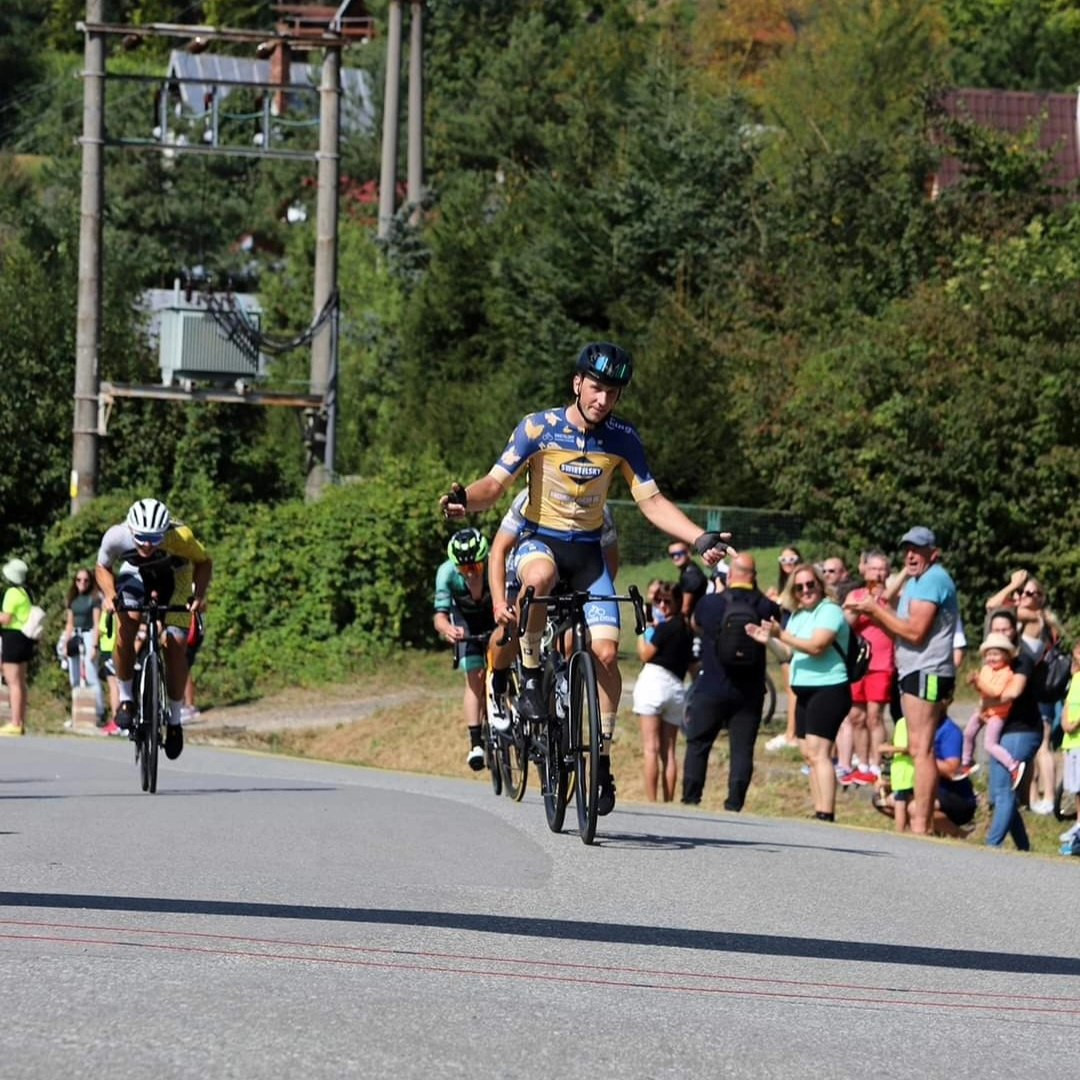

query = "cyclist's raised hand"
[693,531,735,566]
[440,483,468,519]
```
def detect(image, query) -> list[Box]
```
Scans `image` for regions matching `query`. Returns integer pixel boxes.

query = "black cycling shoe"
[516,673,546,721]
[597,758,616,816]
[164,722,184,761]
[116,700,136,731]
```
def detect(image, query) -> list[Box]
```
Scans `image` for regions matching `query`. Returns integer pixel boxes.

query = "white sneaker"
[1031,800,1055,816]
[1059,822,1080,843]
[765,733,791,752]
[466,746,485,772]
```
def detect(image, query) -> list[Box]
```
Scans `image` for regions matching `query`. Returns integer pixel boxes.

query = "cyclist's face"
[574,375,620,423]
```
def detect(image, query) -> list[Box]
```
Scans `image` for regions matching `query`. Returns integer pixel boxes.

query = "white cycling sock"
[169,699,183,725]
[520,631,542,670]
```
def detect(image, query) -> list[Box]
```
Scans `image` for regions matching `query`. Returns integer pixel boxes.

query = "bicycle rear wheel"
[761,672,777,725]
[570,651,602,844]
[140,655,164,794]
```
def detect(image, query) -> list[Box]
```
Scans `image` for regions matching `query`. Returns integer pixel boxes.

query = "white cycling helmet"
[126,498,172,545]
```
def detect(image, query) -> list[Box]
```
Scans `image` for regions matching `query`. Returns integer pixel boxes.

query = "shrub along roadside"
[27,454,507,707]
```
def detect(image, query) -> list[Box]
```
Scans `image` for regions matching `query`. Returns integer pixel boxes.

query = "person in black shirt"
[633,582,693,801]
[682,553,781,811]
[668,543,708,618]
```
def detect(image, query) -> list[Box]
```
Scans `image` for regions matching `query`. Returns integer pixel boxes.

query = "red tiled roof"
[935,88,1080,194]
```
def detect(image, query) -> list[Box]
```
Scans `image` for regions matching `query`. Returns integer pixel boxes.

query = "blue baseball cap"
[899,526,936,549]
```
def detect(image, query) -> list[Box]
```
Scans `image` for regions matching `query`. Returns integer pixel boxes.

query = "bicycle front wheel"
[570,651,602,844]
[140,655,164,794]
[542,716,569,833]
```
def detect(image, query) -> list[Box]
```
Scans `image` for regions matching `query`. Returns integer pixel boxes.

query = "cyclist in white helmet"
[95,499,212,761]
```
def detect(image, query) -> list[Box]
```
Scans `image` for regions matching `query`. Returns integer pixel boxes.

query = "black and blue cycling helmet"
[576,342,633,388]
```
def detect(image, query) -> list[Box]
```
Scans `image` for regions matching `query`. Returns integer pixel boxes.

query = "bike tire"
[761,672,777,726]
[499,724,529,802]
[141,656,163,795]
[542,715,569,833]
[484,718,503,797]
[570,651,602,844]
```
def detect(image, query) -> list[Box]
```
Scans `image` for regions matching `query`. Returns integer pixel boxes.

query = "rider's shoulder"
[600,413,643,440]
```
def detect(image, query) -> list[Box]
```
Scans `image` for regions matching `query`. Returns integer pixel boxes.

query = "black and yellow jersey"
[487,407,658,541]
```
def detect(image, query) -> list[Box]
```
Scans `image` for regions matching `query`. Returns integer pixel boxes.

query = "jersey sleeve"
[488,413,547,490]
[612,423,659,502]
[498,490,528,537]
[96,524,129,570]
[164,524,209,564]
[434,561,456,614]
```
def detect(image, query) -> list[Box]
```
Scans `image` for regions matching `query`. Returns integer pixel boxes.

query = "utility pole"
[307,43,342,499]
[71,0,105,514]
[407,1,424,225]
[378,0,404,238]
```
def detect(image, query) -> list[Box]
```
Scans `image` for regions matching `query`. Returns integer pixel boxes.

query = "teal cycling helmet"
[447,528,489,565]
[576,342,633,387]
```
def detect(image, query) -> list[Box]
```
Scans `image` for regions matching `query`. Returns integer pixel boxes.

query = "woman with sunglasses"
[747,563,852,821]
[633,582,692,801]
[763,547,803,752]
[61,568,109,730]
[987,572,1065,814]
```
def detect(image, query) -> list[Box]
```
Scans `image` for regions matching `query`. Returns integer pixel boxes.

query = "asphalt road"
[2,736,1078,1079]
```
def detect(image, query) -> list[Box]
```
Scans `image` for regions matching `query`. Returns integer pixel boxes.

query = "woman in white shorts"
[634,582,693,801]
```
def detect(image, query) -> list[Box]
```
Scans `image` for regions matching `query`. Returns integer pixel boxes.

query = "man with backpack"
[682,552,781,811]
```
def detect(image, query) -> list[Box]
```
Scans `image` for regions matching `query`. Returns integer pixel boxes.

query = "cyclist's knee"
[591,638,619,669]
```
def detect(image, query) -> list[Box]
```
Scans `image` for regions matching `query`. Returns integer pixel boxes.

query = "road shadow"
[0,786,336,801]
[2,890,1078,977]
[596,831,890,857]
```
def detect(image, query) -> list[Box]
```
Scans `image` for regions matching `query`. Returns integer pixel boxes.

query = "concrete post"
[377,0,404,239]
[71,0,106,514]
[307,44,342,500]
[407,1,424,225]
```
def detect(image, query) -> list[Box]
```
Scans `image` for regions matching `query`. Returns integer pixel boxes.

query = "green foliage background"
[4,0,1080,703]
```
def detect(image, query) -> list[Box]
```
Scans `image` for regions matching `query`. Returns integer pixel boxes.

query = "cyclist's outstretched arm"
[636,493,732,556]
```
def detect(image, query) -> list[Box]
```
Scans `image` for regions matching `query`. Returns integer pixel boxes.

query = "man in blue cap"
[847,526,958,835]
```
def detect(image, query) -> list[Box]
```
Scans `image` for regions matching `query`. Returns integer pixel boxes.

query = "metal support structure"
[72,0,105,514]
[307,45,342,498]
[407,1,424,225]
[378,0,404,238]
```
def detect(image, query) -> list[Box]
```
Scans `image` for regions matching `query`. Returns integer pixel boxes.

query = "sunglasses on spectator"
[779,556,798,566]
[794,581,818,594]
[669,551,689,560]
[1021,588,1043,598]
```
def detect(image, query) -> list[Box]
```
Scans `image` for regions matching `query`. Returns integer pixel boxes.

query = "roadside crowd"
[633,531,1079,855]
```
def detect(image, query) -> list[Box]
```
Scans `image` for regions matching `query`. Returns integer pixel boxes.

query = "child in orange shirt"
[960,633,1024,787]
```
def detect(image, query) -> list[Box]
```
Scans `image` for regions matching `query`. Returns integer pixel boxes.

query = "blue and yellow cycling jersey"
[487,407,658,540]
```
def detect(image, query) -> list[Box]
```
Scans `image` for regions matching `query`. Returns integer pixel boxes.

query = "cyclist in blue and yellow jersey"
[440,342,728,815]
[434,528,499,772]
[95,499,212,762]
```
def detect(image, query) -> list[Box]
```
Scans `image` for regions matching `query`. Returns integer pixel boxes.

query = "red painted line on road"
[2,926,1078,1017]
[1,917,1076,1007]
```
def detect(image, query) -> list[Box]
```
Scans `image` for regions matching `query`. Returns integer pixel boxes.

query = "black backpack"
[715,590,764,669]
[1031,640,1071,704]
[833,625,872,683]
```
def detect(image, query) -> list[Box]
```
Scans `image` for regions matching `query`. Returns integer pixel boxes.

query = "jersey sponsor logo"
[560,456,603,481]
[604,416,635,436]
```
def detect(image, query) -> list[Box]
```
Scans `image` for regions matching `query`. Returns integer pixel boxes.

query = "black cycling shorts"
[793,682,851,742]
